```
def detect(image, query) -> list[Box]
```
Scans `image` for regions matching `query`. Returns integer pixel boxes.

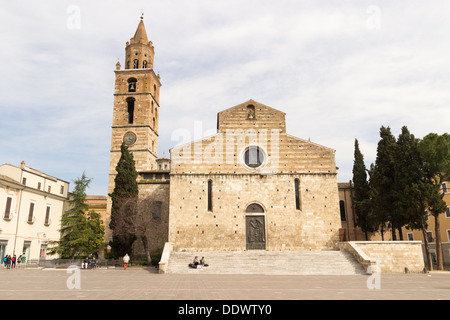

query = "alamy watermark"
[67,5,81,30]
[66,265,81,290]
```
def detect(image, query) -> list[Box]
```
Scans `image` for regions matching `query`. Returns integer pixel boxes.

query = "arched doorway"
[245,203,266,250]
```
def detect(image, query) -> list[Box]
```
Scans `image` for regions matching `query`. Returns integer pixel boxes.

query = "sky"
[1,1,450,195]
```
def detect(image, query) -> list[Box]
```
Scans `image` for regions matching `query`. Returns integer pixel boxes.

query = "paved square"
[0,267,449,301]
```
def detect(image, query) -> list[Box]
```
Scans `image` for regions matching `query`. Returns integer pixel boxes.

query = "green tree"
[48,173,105,258]
[109,143,139,258]
[419,133,450,270]
[369,126,397,240]
[352,139,376,240]
[391,126,424,240]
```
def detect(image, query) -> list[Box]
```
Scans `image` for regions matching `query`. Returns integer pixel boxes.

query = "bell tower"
[106,16,162,240]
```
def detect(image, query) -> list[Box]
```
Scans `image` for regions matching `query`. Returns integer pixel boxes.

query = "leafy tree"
[418,133,450,270]
[109,143,139,258]
[48,173,105,258]
[352,139,376,240]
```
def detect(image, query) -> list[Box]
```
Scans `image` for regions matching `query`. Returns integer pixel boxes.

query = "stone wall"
[168,173,341,252]
[339,241,425,273]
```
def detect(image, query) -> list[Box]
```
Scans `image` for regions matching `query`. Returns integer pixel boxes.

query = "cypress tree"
[352,139,375,240]
[370,126,397,240]
[109,143,139,258]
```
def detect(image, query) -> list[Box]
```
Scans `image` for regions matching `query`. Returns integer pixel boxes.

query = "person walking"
[17,255,22,269]
[123,254,130,270]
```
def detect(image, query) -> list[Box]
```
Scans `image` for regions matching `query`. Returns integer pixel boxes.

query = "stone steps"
[166,250,365,275]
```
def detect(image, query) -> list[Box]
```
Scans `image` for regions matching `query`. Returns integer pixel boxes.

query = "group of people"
[189,256,209,269]
[2,255,22,269]
[81,257,97,269]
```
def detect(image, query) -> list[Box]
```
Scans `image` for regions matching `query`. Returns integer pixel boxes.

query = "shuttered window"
[28,203,35,223]
[4,197,12,219]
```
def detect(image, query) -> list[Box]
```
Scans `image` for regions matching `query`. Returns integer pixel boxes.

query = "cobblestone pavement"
[0,267,449,300]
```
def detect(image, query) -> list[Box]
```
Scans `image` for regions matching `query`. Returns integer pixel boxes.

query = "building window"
[4,197,12,220]
[207,180,213,212]
[339,200,346,221]
[142,60,148,68]
[295,179,301,211]
[407,233,414,241]
[126,98,135,124]
[247,104,256,119]
[243,146,265,168]
[152,202,162,220]
[442,182,448,194]
[128,78,137,92]
[446,207,450,218]
[426,231,434,243]
[447,230,450,242]
[44,206,51,226]
[133,59,139,69]
[60,185,64,195]
[246,203,264,213]
[37,182,41,190]
[28,202,35,223]
[22,177,26,185]
[47,186,51,193]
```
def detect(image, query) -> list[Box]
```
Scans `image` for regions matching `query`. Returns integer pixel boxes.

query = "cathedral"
[106,17,342,255]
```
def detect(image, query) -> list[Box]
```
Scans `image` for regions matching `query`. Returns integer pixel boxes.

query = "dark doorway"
[246,215,266,250]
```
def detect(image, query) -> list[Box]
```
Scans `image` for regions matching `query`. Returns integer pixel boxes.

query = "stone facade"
[169,100,341,252]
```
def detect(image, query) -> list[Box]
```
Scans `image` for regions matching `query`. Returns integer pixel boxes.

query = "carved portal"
[246,215,266,250]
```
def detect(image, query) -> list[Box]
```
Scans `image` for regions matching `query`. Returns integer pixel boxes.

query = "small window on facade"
[4,197,12,219]
[48,186,51,193]
[247,104,256,119]
[442,182,448,194]
[28,202,35,223]
[426,231,434,243]
[38,182,41,190]
[127,98,135,124]
[152,201,162,219]
[446,206,450,218]
[133,59,139,69]
[208,180,213,212]
[45,206,51,225]
[60,185,64,195]
[128,78,137,92]
[22,177,26,185]
[294,179,301,210]
[153,117,156,128]
[142,60,148,68]
[339,200,346,221]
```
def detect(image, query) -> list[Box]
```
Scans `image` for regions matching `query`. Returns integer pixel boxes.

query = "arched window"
[153,117,156,128]
[126,97,135,124]
[295,179,301,210]
[133,59,139,69]
[207,180,213,212]
[142,60,148,68]
[246,203,264,213]
[247,104,256,119]
[127,78,137,92]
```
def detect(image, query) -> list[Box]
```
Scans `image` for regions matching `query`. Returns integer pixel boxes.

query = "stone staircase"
[165,250,365,275]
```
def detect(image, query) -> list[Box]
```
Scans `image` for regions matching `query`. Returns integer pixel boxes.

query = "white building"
[0,161,69,263]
